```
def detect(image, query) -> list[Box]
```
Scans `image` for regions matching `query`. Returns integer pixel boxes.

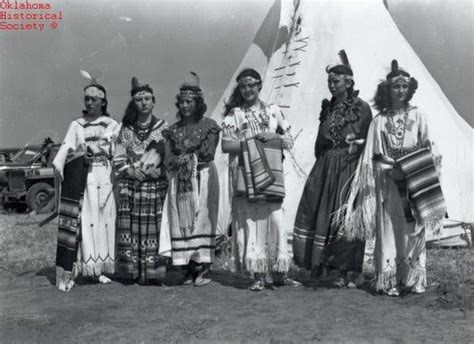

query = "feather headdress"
[180,71,202,98]
[81,69,105,99]
[326,49,353,79]
[386,59,410,83]
[130,76,154,96]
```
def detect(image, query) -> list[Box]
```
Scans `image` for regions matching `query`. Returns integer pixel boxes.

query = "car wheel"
[26,182,55,213]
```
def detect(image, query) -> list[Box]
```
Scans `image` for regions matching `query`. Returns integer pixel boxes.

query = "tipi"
[210,0,473,248]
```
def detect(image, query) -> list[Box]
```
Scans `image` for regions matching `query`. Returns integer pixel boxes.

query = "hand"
[373,153,396,166]
[127,166,146,182]
[255,132,279,142]
[84,146,94,165]
[346,134,365,145]
[149,168,161,179]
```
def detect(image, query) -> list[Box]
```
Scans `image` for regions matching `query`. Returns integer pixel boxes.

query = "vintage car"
[0,148,23,163]
[0,141,60,213]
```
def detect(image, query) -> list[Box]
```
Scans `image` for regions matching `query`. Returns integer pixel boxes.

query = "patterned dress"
[369,106,433,291]
[293,96,372,274]
[53,116,118,281]
[222,102,294,275]
[160,117,220,266]
[114,116,169,282]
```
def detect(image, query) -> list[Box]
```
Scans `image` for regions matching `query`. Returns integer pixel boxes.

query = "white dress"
[53,116,118,277]
[341,106,439,292]
[222,102,294,275]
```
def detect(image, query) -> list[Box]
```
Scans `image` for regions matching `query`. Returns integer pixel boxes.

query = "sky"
[0,0,472,147]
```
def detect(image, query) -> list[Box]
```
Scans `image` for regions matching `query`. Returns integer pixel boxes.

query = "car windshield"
[11,147,41,163]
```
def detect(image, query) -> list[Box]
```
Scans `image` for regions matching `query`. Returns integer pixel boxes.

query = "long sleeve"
[356,102,373,154]
[417,109,432,148]
[53,121,82,179]
[360,102,373,141]
[274,106,294,150]
[113,127,132,179]
[417,109,442,171]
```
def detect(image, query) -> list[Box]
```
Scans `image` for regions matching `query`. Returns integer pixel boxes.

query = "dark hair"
[223,68,262,116]
[131,84,154,97]
[122,95,157,126]
[175,93,207,121]
[83,84,109,116]
[327,64,353,77]
[373,77,418,112]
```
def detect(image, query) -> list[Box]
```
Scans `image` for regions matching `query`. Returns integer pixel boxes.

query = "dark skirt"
[293,148,365,273]
[116,178,169,282]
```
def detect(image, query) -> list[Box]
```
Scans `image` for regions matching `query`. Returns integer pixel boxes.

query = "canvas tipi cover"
[210,0,473,247]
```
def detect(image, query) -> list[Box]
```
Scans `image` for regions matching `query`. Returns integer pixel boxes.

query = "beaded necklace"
[386,108,409,158]
[133,115,155,141]
[243,101,270,135]
[328,102,347,148]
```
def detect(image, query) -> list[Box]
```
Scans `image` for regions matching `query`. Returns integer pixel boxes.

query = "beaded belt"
[388,146,419,159]
[91,155,110,166]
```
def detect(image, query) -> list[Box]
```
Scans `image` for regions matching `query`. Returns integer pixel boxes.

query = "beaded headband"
[179,72,202,98]
[81,70,106,99]
[84,85,105,99]
[238,76,261,85]
[326,49,353,79]
[387,60,411,83]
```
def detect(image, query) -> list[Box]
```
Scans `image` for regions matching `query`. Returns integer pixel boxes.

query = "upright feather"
[338,49,350,67]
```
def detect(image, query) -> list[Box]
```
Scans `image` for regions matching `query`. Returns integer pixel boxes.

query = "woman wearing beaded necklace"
[339,60,441,296]
[222,68,300,291]
[293,51,372,288]
[114,77,169,285]
[160,72,220,286]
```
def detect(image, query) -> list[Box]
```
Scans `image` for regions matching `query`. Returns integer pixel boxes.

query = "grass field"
[1,212,472,309]
[1,212,473,342]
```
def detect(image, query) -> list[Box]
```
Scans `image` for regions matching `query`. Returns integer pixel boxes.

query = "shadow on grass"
[212,270,250,289]
[36,266,55,285]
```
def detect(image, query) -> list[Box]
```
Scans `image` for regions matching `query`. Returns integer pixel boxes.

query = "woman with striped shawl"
[160,72,220,286]
[114,77,169,285]
[339,60,445,296]
[53,77,118,292]
[221,68,300,291]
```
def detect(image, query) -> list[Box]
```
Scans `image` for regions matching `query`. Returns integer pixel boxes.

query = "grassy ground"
[1,212,472,311]
[1,212,473,343]
[0,212,56,274]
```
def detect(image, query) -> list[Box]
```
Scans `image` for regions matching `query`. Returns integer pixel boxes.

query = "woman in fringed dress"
[292,51,372,288]
[53,75,118,292]
[114,78,169,285]
[160,72,220,286]
[221,68,301,291]
[339,60,445,296]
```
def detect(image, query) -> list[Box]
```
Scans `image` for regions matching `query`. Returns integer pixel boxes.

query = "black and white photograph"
[0,0,472,342]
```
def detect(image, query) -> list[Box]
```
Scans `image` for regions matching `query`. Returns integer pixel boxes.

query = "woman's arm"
[53,121,79,180]
[221,138,241,154]
[221,109,242,154]
[274,107,294,150]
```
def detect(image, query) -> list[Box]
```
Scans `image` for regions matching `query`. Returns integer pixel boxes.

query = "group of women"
[53,50,445,297]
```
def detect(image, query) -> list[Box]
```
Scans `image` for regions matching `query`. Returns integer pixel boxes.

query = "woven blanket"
[238,137,285,202]
[395,147,447,225]
[56,155,89,275]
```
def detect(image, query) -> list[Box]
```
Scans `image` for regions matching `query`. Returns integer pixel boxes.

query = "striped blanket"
[56,155,89,285]
[237,137,285,202]
[395,147,447,226]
